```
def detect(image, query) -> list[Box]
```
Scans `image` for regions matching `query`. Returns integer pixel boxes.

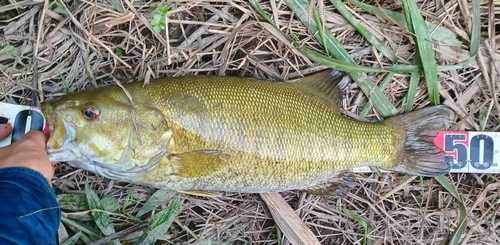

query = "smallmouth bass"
[41,70,454,194]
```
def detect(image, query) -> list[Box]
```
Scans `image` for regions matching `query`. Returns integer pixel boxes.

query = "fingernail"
[0,116,7,124]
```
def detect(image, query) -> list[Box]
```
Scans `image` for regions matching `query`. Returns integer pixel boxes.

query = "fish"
[41,70,455,195]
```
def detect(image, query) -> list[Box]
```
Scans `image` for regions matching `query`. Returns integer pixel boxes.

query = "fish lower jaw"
[63,159,159,182]
[47,144,83,163]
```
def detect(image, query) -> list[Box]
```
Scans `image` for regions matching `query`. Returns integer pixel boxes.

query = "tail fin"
[385,105,455,176]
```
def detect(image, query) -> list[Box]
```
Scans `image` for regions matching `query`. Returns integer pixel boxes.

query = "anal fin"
[302,173,356,196]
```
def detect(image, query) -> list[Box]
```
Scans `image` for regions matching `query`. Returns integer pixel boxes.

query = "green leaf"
[101,196,120,213]
[160,5,169,15]
[0,45,18,57]
[57,194,119,212]
[54,6,68,15]
[61,216,101,243]
[107,0,125,13]
[57,194,89,211]
[137,190,177,217]
[84,182,118,243]
[135,197,184,245]
[434,176,467,245]
[153,26,162,34]
[114,48,123,58]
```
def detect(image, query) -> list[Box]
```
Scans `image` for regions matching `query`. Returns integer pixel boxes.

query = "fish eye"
[81,105,100,120]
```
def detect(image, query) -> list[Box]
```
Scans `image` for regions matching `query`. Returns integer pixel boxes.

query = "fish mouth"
[41,102,75,151]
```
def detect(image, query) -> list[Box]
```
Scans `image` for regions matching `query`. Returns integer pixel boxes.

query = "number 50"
[444,134,494,170]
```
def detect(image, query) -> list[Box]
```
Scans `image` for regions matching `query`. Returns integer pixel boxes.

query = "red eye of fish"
[82,106,100,120]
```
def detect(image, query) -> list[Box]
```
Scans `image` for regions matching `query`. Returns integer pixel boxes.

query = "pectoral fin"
[170,150,230,178]
[303,173,356,196]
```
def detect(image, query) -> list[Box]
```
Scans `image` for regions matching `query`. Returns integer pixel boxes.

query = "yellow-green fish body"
[41,71,453,194]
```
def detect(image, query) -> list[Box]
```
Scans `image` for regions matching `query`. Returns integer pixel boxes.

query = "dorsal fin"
[289,69,349,113]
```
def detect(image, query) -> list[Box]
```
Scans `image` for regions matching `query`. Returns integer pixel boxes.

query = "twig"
[113,79,141,144]
[0,0,43,13]
[260,193,321,245]
[57,0,131,69]
[176,6,228,49]
[32,0,48,105]
[121,0,168,47]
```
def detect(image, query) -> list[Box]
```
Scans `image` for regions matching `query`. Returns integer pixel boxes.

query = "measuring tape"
[0,102,49,147]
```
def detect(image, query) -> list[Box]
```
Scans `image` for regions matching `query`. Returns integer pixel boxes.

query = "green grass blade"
[402,0,439,105]
[343,209,368,245]
[434,176,467,245]
[470,0,480,56]
[135,197,184,245]
[248,0,277,28]
[329,0,398,63]
[386,62,478,73]
[348,0,461,47]
[286,0,354,63]
[359,72,394,118]
[297,47,387,73]
[137,190,177,217]
[84,182,119,244]
[285,0,398,117]
[404,70,421,112]
[312,8,329,56]
[61,231,82,245]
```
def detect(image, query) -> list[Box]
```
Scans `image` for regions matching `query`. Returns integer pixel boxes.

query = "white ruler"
[0,102,48,147]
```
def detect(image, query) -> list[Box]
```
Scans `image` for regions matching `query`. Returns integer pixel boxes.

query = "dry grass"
[1,0,500,244]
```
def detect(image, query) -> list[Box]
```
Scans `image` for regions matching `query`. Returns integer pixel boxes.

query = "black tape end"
[0,116,8,124]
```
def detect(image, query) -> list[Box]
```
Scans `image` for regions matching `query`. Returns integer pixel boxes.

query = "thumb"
[0,124,13,140]
[22,130,49,146]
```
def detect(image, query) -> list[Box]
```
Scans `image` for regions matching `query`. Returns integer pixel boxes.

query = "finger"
[0,124,13,140]
[23,130,49,145]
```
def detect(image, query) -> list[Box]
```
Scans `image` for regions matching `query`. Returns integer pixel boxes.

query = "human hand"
[0,124,54,186]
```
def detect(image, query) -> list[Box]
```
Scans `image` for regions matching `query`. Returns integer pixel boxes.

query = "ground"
[0,0,499,244]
